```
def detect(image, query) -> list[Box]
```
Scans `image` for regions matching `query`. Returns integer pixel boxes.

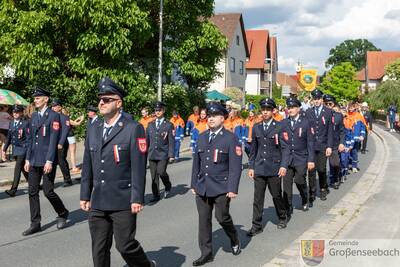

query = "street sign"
[282,85,291,97]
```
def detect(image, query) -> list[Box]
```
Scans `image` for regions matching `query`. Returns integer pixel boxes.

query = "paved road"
[0,138,376,267]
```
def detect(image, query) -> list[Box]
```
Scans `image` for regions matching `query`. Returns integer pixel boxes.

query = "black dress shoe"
[246,227,263,237]
[333,183,339,190]
[164,190,171,199]
[309,201,314,208]
[231,241,241,256]
[22,224,41,236]
[277,219,287,229]
[5,189,16,197]
[63,180,73,187]
[192,255,214,266]
[302,203,309,211]
[320,190,327,201]
[150,260,157,267]
[57,210,69,229]
[150,196,160,203]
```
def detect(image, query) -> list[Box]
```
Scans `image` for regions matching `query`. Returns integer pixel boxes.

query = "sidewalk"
[0,138,192,188]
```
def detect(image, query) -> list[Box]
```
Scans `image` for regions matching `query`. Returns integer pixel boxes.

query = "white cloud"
[216,0,400,74]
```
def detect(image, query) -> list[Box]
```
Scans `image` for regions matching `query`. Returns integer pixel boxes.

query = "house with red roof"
[208,13,250,94]
[357,51,400,92]
[244,30,278,95]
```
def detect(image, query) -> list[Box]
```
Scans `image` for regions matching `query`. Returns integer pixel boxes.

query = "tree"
[384,58,400,80]
[0,0,225,113]
[365,80,400,111]
[325,39,380,70]
[319,62,361,101]
[223,87,244,105]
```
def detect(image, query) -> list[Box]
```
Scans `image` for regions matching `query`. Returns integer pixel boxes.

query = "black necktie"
[209,132,216,143]
[264,123,269,131]
[156,120,160,129]
[103,126,113,140]
[291,119,295,129]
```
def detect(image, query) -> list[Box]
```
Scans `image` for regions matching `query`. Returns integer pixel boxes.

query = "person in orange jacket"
[243,109,260,157]
[186,106,200,136]
[224,109,244,144]
[273,107,284,121]
[170,110,185,161]
[190,108,208,153]
[139,107,155,130]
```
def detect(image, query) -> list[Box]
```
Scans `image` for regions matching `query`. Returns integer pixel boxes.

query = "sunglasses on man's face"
[98,97,119,104]
[326,102,334,106]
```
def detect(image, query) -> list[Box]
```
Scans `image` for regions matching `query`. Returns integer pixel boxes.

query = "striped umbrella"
[0,89,29,106]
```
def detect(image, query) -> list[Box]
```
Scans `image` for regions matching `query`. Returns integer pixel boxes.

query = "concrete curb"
[0,147,193,189]
[263,127,390,267]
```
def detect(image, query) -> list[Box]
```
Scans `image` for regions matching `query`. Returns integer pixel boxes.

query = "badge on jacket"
[213,149,219,163]
[298,127,302,137]
[137,138,147,153]
[52,121,60,131]
[322,116,326,125]
[113,145,120,163]
[283,132,289,141]
[235,146,242,156]
[162,131,168,139]
[275,134,279,145]
[18,129,22,139]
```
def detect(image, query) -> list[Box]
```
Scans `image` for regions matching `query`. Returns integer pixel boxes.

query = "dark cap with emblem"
[51,98,62,107]
[323,94,335,103]
[97,77,127,99]
[154,101,166,110]
[32,86,51,97]
[311,88,324,99]
[12,104,24,113]
[259,98,277,109]
[207,102,228,117]
[286,97,302,108]
[86,105,98,112]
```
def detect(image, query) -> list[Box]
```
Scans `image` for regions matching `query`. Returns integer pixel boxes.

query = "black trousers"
[57,145,71,182]
[252,175,286,230]
[28,166,68,225]
[88,209,151,267]
[9,154,29,191]
[195,194,239,257]
[308,150,328,201]
[329,150,341,184]
[282,165,308,213]
[149,159,171,197]
[361,132,369,152]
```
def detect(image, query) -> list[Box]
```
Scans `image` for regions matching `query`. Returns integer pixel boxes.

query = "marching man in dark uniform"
[360,102,372,154]
[3,104,29,197]
[191,102,242,266]
[146,101,174,202]
[280,98,315,216]
[247,98,288,236]
[51,98,73,187]
[305,89,333,205]
[80,77,156,267]
[323,95,345,189]
[23,87,69,236]
[86,104,100,129]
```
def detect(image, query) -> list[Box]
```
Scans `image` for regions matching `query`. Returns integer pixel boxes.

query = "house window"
[236,35,240,45]
[239,61,244,75]
[230,57,235,72]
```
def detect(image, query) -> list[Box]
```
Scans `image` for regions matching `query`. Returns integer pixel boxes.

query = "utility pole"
[157,0,163,101]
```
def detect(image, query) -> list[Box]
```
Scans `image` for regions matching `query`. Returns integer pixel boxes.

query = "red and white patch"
[137,138,147,153]
[311,127,315,135]
[321,116,326,125]
[235,146,242,156]
[213,149,219,163]
[42,126,46,136]
[52,121,60,131]
[298,127,302,137]
[274,134,279,145]
[332,116,335,124]
[113,145,120,163]
[283,132,289,141]
[18,129,23,139]
[66,120,70,126]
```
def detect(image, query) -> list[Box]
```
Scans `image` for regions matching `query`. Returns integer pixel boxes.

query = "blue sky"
[215,0,400,75]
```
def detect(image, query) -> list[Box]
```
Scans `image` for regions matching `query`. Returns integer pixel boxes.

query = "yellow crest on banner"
[300,69,318,91]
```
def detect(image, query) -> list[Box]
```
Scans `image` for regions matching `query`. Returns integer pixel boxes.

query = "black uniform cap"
[207,102,228,117]
[286,97,302,108]
[86,105,98,112]
[154,101,166,110]
[51,98,62,107]
[97,77,127,99]
[12,104,24,113]
[32,86,51,97]
[259,98,277,109]
[311,89,324,99]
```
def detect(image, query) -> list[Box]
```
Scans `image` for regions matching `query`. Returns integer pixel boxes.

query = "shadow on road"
[145,184,190,206]
[123,246,186,267]
[212,225,251,255]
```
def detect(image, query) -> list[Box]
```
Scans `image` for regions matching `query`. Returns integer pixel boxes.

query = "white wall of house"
[209,22,247,93]
[245,69,260,95]
[360,80,380,93]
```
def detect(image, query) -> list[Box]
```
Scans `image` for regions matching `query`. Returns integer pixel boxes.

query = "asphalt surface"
[0,139,376,267]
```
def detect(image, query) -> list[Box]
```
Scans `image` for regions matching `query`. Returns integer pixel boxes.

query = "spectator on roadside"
[387,103,397,132]
[0,105,12,157]
[62,108,84,174]
[301,96,311,111]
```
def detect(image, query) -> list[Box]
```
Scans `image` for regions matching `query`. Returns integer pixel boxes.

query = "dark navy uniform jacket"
[305,106,333,151]
[361,111,373,130]
[58,113,71,146]
[249,120,284,177]
[332,111,345,149]
[191,128,242,197]
[3,119,30,157]
[26,107,61,167]
[80,115,147,210]
[280,116,315,168]
[146,119,174,160]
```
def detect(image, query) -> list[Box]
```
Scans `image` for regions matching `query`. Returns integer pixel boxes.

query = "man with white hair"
[360,102,372,154]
